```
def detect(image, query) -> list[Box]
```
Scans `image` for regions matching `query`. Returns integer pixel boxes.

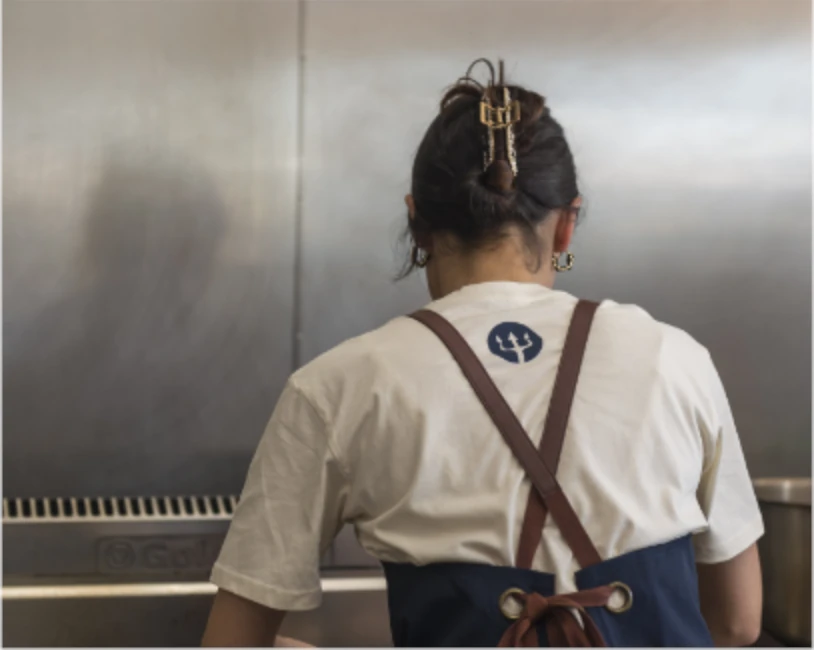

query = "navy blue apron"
[383,301,713,647]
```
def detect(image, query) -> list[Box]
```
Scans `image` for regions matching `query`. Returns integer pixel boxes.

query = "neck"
[428,234,555,300]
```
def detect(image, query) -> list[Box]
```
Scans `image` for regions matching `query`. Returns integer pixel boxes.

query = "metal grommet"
[498,587,526,620]
[605,581,633,614]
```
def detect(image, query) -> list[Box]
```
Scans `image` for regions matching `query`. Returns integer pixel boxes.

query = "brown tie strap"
[497,585,613,647]
[410,301,618,648]
[516,300,599,569]
[410,302,602,569]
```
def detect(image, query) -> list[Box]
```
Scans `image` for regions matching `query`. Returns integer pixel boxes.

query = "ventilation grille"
[2,495,239,523]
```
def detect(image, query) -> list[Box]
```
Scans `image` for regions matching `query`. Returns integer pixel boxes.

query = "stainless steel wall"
[6,0,809,504]
[300,0,811,478]
[4,0,300,497]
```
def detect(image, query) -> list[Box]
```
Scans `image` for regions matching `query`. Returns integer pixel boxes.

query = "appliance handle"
[2,576,387,600]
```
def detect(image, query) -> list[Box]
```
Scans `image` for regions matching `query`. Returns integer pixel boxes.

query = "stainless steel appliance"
[754,478,812,646]
[2,496,390,647]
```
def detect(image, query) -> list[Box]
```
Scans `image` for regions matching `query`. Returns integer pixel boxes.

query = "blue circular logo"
[488,322,544,364]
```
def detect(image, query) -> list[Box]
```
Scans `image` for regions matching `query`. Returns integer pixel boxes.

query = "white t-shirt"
[211,282,764,611]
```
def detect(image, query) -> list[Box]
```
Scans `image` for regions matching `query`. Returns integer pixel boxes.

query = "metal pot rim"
[753,477,811,506]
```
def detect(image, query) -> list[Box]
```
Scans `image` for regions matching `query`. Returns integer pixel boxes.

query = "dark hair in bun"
[402,58,579,275]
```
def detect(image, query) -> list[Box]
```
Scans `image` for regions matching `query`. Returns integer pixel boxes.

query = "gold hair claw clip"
[479,93,521,129]
[480,86,521,175]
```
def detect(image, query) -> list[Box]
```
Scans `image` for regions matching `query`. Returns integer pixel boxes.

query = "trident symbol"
[496,331,534,364]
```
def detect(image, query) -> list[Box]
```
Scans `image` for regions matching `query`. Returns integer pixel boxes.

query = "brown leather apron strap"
[497,585,613,647]
[409,304,602,569]
[516,300,599,569]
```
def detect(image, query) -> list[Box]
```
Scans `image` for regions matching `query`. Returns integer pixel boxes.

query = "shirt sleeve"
[692,352,764,564]
[210,380,348,610]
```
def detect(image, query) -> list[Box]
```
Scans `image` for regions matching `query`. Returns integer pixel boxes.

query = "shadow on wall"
[4,150,269,498]
[81,152,226,339]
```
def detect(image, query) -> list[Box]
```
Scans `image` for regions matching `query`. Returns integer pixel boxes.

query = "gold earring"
[412,244,430,269]
[552,251,575,272]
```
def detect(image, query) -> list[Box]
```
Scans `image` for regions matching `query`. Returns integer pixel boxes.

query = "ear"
[553,197,580,253]
[405,194,416,221]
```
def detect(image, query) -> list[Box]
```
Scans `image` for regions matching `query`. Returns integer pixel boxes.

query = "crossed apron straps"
[515,299,600,570]
[410,300,616,647]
